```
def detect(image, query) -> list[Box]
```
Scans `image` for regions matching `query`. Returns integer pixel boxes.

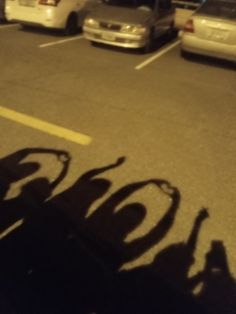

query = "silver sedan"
[180,0,236,62]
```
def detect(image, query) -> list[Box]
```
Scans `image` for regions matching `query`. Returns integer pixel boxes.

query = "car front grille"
[99,22,121,31]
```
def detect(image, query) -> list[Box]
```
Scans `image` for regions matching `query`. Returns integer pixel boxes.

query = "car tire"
[64,13,78,36]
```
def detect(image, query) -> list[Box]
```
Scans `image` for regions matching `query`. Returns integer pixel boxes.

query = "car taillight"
[184,19,194,33]
[38,0,60,6]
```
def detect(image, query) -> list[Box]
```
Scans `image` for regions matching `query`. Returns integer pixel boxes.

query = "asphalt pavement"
[0,23,236,314]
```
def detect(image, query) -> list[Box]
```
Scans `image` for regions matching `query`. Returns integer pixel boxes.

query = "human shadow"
[43,160,182,312]
[81,179,180,272]
[150,207,209,292]
[1,149,235,314]
[0,151,127,313]
[192,240,236,314]
[0,148,75,313]
[115,208,210,314]
[116,208,236,314]
[50,156,126,222]
[0,148,70,234]
[0,149,182,313]
[0,148,40,201]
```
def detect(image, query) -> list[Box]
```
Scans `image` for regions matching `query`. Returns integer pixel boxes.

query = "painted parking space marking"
[0,219,24,240]
[135,39,181,70]
[0,106,92,145]
[39,35,84,48]
[0,23,19,29]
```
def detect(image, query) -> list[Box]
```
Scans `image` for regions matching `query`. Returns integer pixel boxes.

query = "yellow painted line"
[0,106,92,145]
[39,35,84,48]
[135,39,181,70]
[0,219,24,240]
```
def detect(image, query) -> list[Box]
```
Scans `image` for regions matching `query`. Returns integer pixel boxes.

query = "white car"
[180,0,236,62]
[5,0,98,34]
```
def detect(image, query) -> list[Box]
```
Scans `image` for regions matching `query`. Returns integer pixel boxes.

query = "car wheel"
[64,13,78,35]
[143,28,155,54]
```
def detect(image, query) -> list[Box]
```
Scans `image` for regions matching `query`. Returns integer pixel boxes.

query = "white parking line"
[0,23,19,29]
[39,35,84,48]
[0,219,24,240]
[135,39,181,70]
[0,106,92,145]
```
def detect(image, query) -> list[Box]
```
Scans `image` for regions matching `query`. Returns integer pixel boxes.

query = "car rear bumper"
[181,33,236,61]
[5,6,64,29]
[83,26,148,49]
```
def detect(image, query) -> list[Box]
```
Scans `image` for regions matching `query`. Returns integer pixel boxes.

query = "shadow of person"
[0,149,70,235]
[80,180,180,272]
[0,148,71,263]
[0,149,75,313]
[193,240,236,314]
[50,156,126,223]
[0,148,41,201]
[113,208,210,314]
[0,155,126,314]
[150,208,209,292]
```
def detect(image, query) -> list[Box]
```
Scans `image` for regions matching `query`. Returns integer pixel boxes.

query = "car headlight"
[121,24,147,35]
[84,18,99,28]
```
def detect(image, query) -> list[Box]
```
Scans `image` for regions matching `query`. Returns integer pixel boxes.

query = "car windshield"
[101,0,156,10]
[198,0,236,19]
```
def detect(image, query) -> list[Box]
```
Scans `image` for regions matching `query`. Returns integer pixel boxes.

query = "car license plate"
[101,32,115,41]
[209,29,229,42]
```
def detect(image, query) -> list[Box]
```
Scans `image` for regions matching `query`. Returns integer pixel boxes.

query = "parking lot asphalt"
[1,22,236,313]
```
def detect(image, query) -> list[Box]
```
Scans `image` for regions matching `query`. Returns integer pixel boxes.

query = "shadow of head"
[0,162,40,200]
[21,177,52,203]
[205,240,230,274]
[87,178,112,201]
[113,202,146,238]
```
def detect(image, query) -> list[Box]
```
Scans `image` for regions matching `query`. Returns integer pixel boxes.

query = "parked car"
[180,0,236,61]
[173,0,203,29]
[0,0,6,21]
[5,0,98,34]
[83,0,175,52]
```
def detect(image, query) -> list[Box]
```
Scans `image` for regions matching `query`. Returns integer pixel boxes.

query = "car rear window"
[198,0,236,19]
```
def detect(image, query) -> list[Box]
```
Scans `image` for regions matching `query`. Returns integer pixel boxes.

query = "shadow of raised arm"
[90,179,162,222]
[122,183,180,263]
[79,157,126,182]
